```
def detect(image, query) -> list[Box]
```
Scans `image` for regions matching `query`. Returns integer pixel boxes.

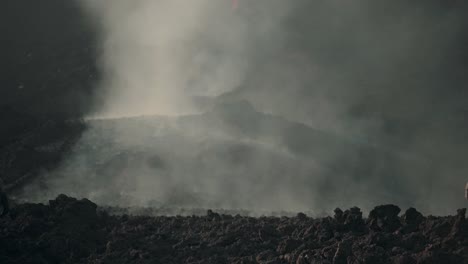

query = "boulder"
[368,205,401,232]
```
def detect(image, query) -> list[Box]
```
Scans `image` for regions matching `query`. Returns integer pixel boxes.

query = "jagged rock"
[425,219,452,239]
[259,224,280,241]
[49,194,98,230]
[403,208,424,226]
[296,212,307,220]
[368,204,401,232]
[0,197,467,263]
[443,208,467,246]
[450,208,467,237]
[456,208,466,219]
[344,207,364,229]
[256,249,277,263]
[369,204,401,219]
[400,233,427,252]
[206,209,221,221]
[316,218,334,242]
[417,245,463,264]
[332,239,351,264]
[400,208,424,234]
[333,208,344,223]
[277,238,302,254]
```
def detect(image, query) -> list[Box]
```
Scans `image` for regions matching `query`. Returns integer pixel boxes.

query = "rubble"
[0,195,466,263]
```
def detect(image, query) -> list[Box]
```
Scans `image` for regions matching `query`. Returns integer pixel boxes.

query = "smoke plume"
[20,0,468,215]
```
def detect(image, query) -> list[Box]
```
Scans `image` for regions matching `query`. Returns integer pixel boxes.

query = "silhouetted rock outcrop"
[0,197,466,263]
[368,204,402,232]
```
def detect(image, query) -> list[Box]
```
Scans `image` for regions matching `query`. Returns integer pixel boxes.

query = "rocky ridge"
[0,195,466,263]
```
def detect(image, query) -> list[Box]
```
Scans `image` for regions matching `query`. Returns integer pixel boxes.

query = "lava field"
[0,195,466,264]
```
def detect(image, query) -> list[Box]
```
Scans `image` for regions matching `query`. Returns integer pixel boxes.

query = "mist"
[20,0,468,215]
[82,0,291,118]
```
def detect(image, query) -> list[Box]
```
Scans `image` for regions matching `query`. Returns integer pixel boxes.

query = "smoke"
[19,0,468,215]
[80,0,291,118]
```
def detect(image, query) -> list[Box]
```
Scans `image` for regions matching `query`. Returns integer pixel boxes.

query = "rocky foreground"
[0,195,466,264]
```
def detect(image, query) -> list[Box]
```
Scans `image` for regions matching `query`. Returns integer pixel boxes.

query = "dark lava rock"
[256,249,277,263]
[277,238,302,254]
[296,212,307,220]
[400,208,424,234]
[206,209,221,221]
[450,208,467,238]
[403,208,424,226]
[343,206,365,232]
[334,206,366,233]
[0,197,467,263]
[334,208,344,222]
[332,239,352,264]
[368,204,402,232]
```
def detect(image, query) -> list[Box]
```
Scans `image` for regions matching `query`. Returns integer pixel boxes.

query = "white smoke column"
[85,0,205,117]
[27,0,299,212]
[81,0,284,118]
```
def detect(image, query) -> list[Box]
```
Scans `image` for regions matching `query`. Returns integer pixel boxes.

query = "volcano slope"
[19,100,438,213]
[0,194,466,264]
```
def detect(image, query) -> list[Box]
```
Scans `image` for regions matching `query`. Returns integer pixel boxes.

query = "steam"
[19,1,468,215]
[82,0,290,118]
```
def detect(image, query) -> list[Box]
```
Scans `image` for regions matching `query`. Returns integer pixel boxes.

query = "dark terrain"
[0,195,467,263]
[1,0,97,192]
